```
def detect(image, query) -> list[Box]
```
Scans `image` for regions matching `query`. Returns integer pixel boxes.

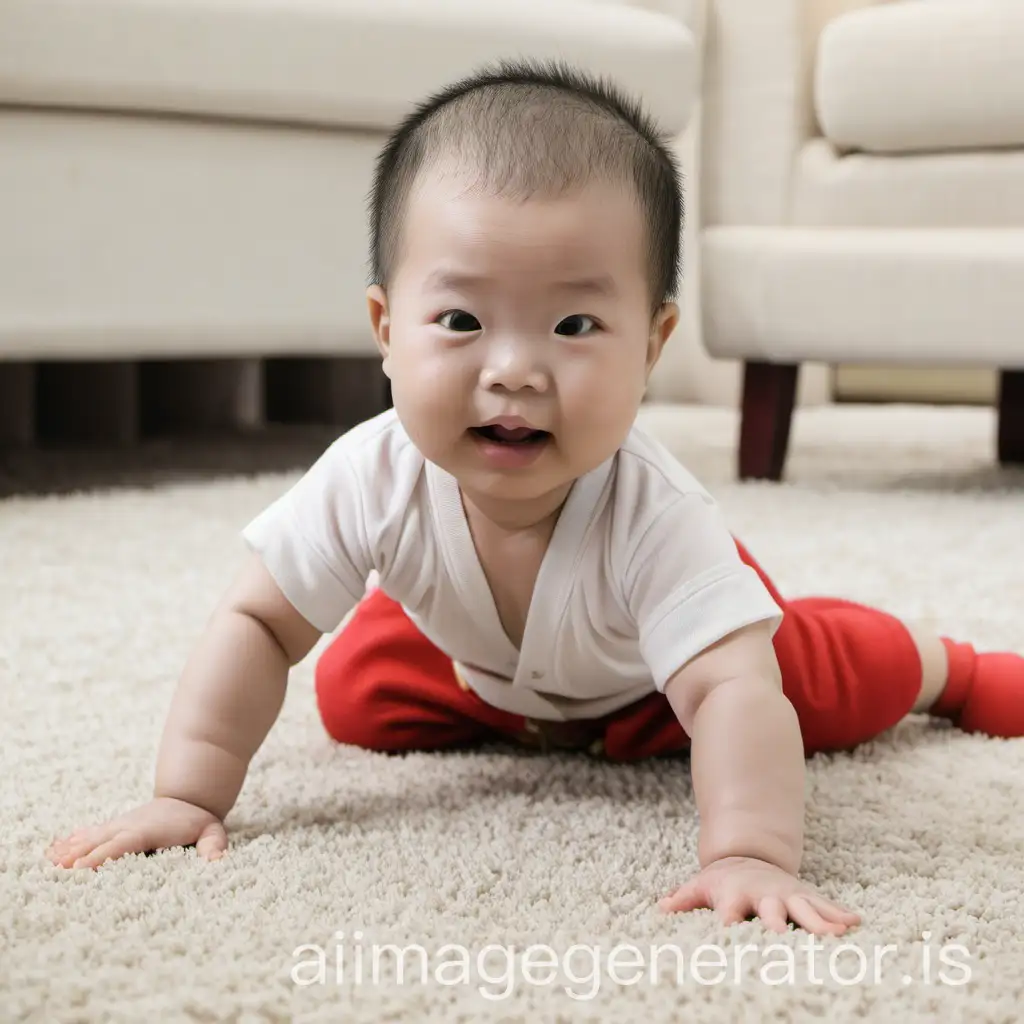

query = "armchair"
[695,0,1024,479]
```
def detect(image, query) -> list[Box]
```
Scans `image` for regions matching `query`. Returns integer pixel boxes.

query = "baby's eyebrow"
[552,275,618,298]
[425,269,618,297]
[424,269,485,292]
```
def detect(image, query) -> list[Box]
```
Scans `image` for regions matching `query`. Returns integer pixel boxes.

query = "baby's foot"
[933,640,1024,737]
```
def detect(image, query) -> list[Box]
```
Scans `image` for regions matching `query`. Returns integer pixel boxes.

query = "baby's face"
[368,168,677,522]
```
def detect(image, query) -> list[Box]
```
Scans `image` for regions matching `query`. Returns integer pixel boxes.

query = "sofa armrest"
[700,0,886,227]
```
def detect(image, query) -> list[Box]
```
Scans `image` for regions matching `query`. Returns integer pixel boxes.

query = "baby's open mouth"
[470,424,551,445]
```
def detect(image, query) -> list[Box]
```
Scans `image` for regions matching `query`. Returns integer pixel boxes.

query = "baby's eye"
[437,310,481,332]
[554,314,597,337]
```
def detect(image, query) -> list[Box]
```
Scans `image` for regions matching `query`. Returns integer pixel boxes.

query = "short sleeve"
[625,493,783,691]
[241,437,373,634]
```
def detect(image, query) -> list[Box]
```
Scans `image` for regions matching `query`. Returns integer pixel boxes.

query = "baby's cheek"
[575,363,644,414]
[562,388,638,455]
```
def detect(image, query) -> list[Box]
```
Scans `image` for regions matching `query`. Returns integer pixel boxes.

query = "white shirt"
[242,408,782,721]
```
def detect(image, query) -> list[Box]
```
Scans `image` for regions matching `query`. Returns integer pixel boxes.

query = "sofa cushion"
[791,138,1024,228]
[815,0,1024,153]
[701,225,1024,365]
[0,0,696,134]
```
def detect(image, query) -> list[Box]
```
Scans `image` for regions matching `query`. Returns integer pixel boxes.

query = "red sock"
[932,639,1024,737]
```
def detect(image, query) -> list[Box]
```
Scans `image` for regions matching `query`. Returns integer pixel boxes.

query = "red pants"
[314,541,922,760]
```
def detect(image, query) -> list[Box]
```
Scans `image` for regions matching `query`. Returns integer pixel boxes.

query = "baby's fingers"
[72,830,147,870]
[785,895,848,937]
[195,821,228,861]
[756,896,791,933]
[658,878,710,914]
[47,825,117,867]
[807,894,861,928]
[717,895,756,927]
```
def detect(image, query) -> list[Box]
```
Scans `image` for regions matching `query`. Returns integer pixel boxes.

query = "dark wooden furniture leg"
[739,361,799,481]
[264,356,391,429]
[997,369,1024,465]
[0,363,35,446]
[35,361,139,444]
[138,359,262,435]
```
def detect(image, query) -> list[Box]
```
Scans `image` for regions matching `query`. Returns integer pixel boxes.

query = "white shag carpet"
[4,403,1024,1023]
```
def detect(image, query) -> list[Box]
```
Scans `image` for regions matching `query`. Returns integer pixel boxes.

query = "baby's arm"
[46,554,321,870]
[154,553,322,818]
[664,621,802,872]
[660,622,859,934]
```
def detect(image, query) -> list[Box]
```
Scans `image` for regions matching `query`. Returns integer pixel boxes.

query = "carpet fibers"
[4,403,1024,1023]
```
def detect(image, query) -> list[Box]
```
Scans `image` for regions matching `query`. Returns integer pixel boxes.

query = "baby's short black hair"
[367,58,683,312]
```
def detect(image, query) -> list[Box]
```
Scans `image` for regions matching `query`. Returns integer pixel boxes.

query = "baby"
[47,60,1024,937]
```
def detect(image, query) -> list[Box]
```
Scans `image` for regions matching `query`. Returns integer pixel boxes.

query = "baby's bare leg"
[906,622,1024,736]
[908,628,950,713]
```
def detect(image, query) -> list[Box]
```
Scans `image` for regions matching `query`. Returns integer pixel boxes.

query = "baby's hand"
[658,856,860,936]
[45,797,227,870]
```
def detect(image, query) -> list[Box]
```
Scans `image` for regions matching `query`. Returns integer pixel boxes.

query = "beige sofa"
[0,0,699,442]
[694,0,1024,479]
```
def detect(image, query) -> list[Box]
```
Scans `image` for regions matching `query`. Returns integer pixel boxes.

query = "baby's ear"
[646,301,680,373]
[366,285,392,374]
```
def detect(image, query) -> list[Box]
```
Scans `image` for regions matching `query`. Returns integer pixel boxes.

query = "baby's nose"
[479,340,549,391]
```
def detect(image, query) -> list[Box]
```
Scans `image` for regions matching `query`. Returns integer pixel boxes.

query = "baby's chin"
[455,476,578,525]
